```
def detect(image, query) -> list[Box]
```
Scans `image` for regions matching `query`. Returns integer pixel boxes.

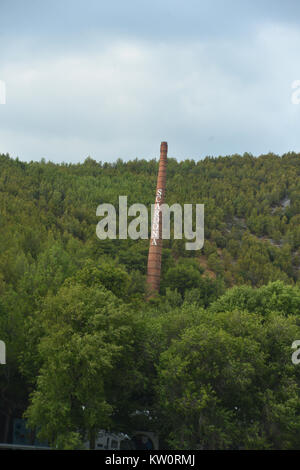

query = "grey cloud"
[1,2,300,162]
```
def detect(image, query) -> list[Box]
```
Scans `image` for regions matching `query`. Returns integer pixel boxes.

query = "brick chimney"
[146,142,168,296]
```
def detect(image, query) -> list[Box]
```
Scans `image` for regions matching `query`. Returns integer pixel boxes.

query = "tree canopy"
[0,151,300,448]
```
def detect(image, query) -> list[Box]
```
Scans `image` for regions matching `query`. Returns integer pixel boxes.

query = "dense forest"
[1,151,300,449]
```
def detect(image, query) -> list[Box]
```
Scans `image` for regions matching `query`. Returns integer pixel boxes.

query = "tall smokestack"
[146,141,168,296]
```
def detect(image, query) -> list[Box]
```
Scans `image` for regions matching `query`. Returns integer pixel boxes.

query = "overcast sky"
[1,0,300,163]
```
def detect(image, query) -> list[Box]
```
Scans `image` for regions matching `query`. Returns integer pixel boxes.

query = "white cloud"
[1,23,300,162]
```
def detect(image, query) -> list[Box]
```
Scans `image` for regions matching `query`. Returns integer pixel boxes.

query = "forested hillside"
[1,151,300,449]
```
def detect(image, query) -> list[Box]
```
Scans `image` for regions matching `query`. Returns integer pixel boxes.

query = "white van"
[86,430,159,450]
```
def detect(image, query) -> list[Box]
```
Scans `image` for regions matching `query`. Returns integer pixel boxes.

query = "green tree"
[25,283,142,449]
[156,309,300,449]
